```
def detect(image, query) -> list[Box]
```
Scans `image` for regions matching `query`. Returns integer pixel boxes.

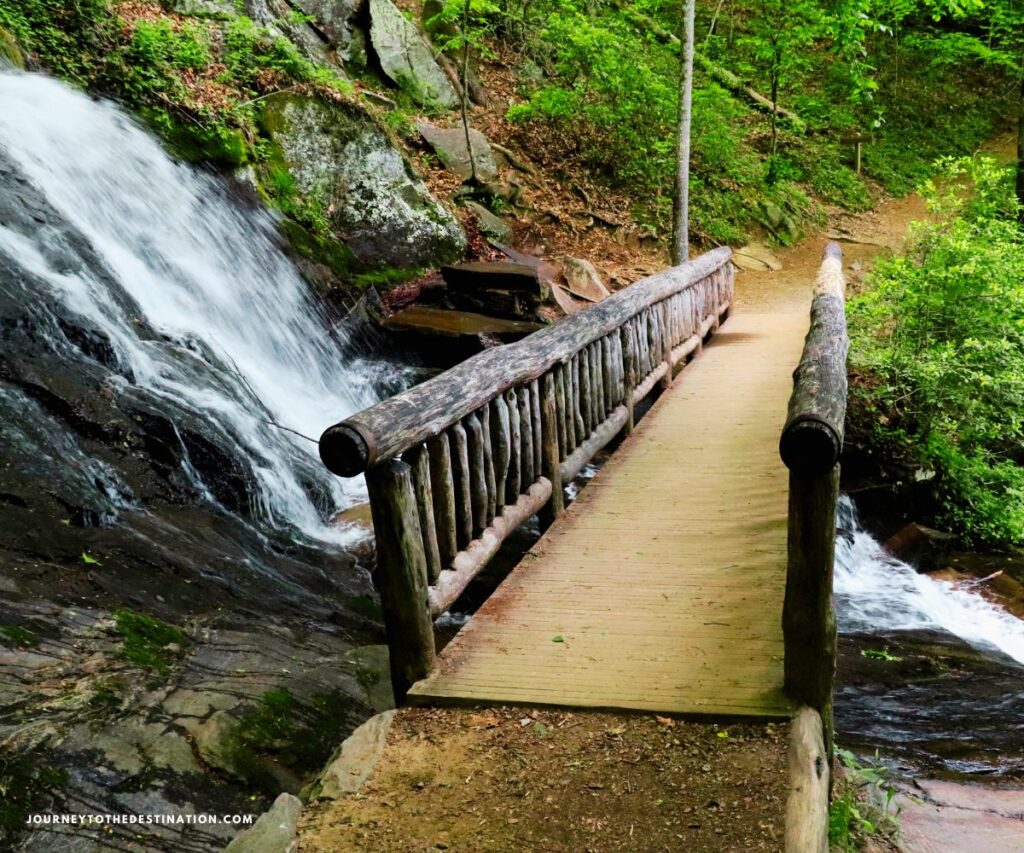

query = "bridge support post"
[365,458,436,704]
[539,372,565,525]
[782,464,839,756]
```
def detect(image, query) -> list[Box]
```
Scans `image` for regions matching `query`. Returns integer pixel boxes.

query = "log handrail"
[320,247,735,701]
[319,245,732,476]
[779,242,847,757]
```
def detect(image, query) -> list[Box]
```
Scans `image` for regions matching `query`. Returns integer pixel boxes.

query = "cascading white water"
[0,69,379,545]
[835,495,1024,665]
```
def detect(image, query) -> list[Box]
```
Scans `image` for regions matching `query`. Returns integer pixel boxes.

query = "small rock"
[224,792,302,853]
[464,201,512,242]
[418,122,498,182]
[733,243,782,272]
[315,710,397,799]
[559,257,610,303]
[884,523,956,573]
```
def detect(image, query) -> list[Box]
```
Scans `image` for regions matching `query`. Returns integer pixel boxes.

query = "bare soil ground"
[299,706,788,852]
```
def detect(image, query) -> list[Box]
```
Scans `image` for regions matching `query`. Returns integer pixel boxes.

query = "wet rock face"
[262,94,465,269]
[836,632,1024,780]
[0,146,392,852]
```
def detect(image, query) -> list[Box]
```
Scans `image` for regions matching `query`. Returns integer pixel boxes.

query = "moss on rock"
[259,93,465,272]
[0,26,23,68]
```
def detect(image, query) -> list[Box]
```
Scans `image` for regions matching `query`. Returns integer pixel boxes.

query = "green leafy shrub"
[829,749,900,852]
[849,156,1024,546]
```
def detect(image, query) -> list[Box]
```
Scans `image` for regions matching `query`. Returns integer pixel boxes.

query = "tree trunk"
[461,0,478,185]
[1017,70,1024,222]
[672,0,695,265]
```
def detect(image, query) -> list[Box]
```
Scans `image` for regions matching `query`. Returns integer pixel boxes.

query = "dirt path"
[298,707,787,852]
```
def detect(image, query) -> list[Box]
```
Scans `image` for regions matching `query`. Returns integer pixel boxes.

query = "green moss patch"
[112,608,188,671]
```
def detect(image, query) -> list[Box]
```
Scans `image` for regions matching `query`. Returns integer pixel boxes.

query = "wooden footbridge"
[320,245,846,750]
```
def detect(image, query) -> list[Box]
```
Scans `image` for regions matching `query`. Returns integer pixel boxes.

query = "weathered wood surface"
[364,460,435,703]
[779,243,848,475]
[785,707,830,853]
[409,305,809,715]
[320,247,732,475]
[782,466,839,729]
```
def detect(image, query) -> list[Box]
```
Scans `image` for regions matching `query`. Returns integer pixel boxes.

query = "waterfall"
[835,496,1024,665]
[0,69,379,545]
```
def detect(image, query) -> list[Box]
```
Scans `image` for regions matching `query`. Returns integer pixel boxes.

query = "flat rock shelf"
[409,305,810,716]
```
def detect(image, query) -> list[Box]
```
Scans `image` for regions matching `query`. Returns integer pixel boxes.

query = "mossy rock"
[259,93,465,272]
[0,27,25,69]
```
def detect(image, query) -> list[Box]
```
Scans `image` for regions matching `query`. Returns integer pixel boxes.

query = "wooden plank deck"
[408,303,810,716]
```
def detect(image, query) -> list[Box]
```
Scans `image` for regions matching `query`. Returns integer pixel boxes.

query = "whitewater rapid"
[835,496,1024,665]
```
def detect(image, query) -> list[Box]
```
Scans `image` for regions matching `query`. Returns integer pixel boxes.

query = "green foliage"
[850,156,1024,546]
[112,608,188,671]
[829,749,900,851]
[861,647,902,662]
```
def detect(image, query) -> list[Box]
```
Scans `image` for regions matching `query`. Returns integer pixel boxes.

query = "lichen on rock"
[261,93,465,271]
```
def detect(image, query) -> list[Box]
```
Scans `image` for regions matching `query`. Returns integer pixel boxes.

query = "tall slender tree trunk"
[461,0,478,185]
[672,0,696,265]
[1017,70,1024,222]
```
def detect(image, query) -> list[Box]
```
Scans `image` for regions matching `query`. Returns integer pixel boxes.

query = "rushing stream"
[834,496,1024,779]
[0,69,378,547]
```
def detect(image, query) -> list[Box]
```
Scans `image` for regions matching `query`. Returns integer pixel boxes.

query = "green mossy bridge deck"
[320,246,846,729]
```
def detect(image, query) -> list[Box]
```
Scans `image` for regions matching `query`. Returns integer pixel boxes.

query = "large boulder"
[261,94,465,270]
[418,122,498,182]
[368,0,459,109]
[224,793,302,853]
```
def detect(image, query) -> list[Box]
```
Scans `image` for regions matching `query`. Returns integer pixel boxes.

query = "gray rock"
[560,257,610,302]
[292,0,369,65]
[173,0,238,16]
[262,94,465,269]
[244,0,344,72]
[369,0,459,109]
[733,242,783,272]
[315,710,396,799]
[418,122,498,182]
[224,793,302,853]
[465,201,511,242]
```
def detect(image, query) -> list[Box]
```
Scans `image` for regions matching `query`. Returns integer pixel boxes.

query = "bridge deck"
[408,304,809,716]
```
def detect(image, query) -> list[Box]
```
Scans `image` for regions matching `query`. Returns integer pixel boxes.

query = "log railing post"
[539,371,565,525]
[364,458,436,704]
[779,243,847,760]
[621,325,636,434]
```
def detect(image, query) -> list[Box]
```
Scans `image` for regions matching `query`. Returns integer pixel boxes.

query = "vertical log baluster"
[518,385,535,486]
[491,395,511,507]
[449,422,473,549]
[555,363,570,458]
[465,413,489,537]
[505,389,522,502]
[479,403,497,523]
[530,378,543,480]
[427,433,457,570]
[404,444,442,584]
[579,346,593,435]
[540,371,565,522]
